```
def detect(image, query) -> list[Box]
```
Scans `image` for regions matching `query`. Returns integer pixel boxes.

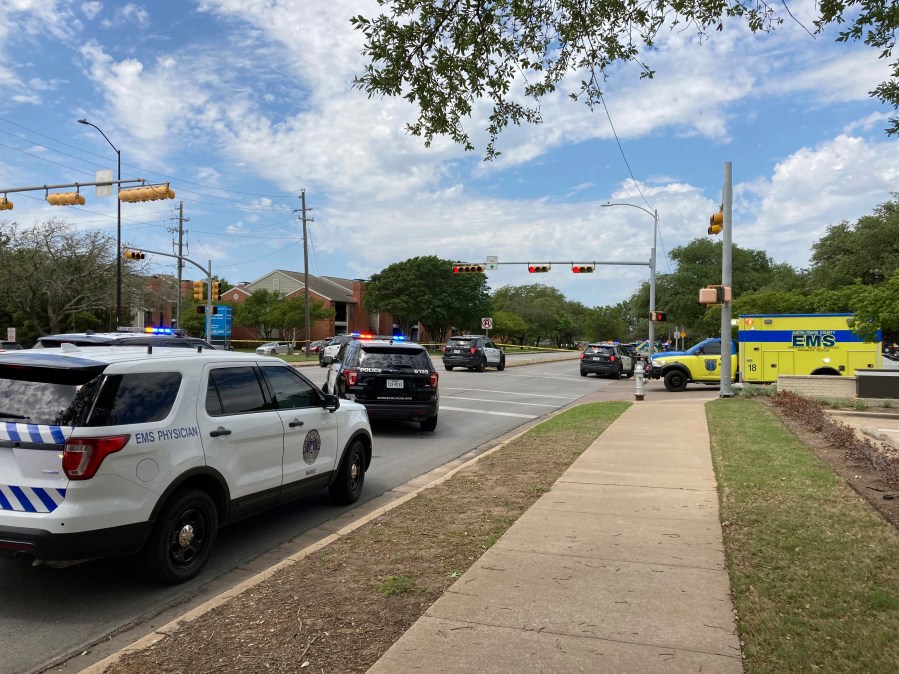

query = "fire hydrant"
[634,360,645,401]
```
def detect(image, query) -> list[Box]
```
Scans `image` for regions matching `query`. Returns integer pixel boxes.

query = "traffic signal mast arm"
[1,178,147,211]
[452,259,650,268]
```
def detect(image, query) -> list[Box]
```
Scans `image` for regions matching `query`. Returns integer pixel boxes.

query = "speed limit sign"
[481,317,493,329]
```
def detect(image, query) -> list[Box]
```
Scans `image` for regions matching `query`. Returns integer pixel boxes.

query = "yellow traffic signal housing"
[528,263,551,273]
[193,280,204,301]
[452,264,485,273]
[123,249,146,260]
[119,184,176,203]
[572,265,594,274]
[46,192,86,206]
[0,197,12,211]
[708,208,723,235]
[211,281,221,301]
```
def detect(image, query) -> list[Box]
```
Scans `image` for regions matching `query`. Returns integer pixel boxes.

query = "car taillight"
[441,345,446,352]
[470,347,477,354]
[62,435,129,480]
[429,371,439,387]
[580,353,585,359]
[344,369,358,387]
[610,355,616,361]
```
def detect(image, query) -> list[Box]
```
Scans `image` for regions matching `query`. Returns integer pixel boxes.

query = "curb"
[78,406,568,674]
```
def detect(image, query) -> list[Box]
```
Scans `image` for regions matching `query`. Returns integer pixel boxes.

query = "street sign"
[680,331,686,338]
[482,317,493,329]
[95,169,113,197]
[210,305,233,338]
[486,256,498,270]
[7,327,15,342]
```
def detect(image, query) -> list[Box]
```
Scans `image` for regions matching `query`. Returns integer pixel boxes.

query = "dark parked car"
[442,335,505,372]
[0,340,23,351]
[32,330,215,350]
[579,343,632,378]
[323,338,439,431]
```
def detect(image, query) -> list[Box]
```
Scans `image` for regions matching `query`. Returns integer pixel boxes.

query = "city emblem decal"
[303,429,321,464]
[704,359,718,372]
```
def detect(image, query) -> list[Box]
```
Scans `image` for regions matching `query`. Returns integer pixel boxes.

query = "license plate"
[592,357,601,361]
[453,349,461,354]
[386,379,404,389]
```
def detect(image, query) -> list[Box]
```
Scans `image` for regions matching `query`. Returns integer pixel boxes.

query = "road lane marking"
[446,396,559,408]
[440,387,576,400]
[439,405,538,419]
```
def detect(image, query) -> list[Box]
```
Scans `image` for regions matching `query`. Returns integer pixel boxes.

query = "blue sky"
[1,0,897,311]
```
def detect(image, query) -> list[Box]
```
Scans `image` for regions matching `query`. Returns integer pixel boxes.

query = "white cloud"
[81,2,102,20]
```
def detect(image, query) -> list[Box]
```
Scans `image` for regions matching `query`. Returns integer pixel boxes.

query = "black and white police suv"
[322,338,439,431]
[441,334,505,372]
[0,345,373,583]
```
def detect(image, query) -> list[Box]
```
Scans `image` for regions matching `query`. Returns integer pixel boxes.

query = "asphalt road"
[3,355,621,674]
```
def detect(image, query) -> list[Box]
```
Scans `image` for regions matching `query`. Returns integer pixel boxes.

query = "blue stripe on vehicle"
[4,422,21,442]
[0,490,11,511]
[738,330,872,343]
[8,486,37,513]
[27,425,44,443]
[50,426,66,444]
[32,488,58,512]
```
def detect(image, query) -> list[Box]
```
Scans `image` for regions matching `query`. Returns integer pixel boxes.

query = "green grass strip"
[707,398,899,673]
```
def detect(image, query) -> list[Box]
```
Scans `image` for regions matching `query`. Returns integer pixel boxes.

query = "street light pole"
[601,203,659,362]
[78,118,122,328]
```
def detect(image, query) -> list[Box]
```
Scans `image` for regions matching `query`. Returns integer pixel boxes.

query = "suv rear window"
[86,372,182,426]
[584,345,616,356]
[447,338,474,347]
[359,346,432,370]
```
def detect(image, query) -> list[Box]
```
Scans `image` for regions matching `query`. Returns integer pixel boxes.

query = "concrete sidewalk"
[368,399,743,673]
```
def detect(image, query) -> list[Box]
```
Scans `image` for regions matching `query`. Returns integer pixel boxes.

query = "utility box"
[856,370,899,399]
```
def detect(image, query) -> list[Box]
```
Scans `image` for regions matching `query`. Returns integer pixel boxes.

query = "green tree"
[492,284,566,345]
[809,197,899,289]
[583,305,629,342]
[491,310,528,343]
[0,219,120,335]
[271,296,334,344]
[353,2,899,157]
[364,256,490,341]
[234,289,282,340]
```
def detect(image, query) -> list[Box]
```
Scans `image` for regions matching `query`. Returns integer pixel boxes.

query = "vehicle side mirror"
[323,394,340,412]
[323,355,334,366]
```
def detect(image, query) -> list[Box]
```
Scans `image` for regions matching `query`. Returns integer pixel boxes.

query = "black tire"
[420,414,438,432]
[329,440,366,504]
[580,369,588,377]
[664,369,689,392]
[445,364,453,371]
[497,356,505,371]
[477,357,486,373]
[142,489,218,584]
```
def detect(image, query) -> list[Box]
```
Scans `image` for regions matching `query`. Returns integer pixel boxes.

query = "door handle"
[289,419,304,428]
[209,426,232,437]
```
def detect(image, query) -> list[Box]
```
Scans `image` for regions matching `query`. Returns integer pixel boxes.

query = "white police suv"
[0,345,372,583]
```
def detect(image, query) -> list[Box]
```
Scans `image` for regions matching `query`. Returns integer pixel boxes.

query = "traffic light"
[118,184,176,203]
[708,207,723,235]
[528,264,550,273]
[196,305,218,315]
[452,264,485,273]
[193,280,204,301]
[211,281,221,301]
[0,197,12,211]
[46,192,86,206]
[649,311,667,322]
[572,265,594,274]
[123,249,145,260]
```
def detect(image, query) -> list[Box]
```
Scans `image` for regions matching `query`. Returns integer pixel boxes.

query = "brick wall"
[777,375,856,398]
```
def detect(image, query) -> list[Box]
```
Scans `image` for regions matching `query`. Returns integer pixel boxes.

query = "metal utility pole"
[296,191,314,356]
[167,202,189,330]
[720,162,734,397]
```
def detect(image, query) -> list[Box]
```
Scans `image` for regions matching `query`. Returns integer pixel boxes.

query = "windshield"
[359,347,432,370]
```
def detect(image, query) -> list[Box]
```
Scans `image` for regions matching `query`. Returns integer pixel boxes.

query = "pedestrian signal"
[123,249,145,260]
[528,264,550,273]
[452,264,485,273]
[649,311,667,322]
[572,265,594,274]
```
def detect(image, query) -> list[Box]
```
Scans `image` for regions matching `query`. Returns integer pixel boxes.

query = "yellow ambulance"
[738,313,881,384]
